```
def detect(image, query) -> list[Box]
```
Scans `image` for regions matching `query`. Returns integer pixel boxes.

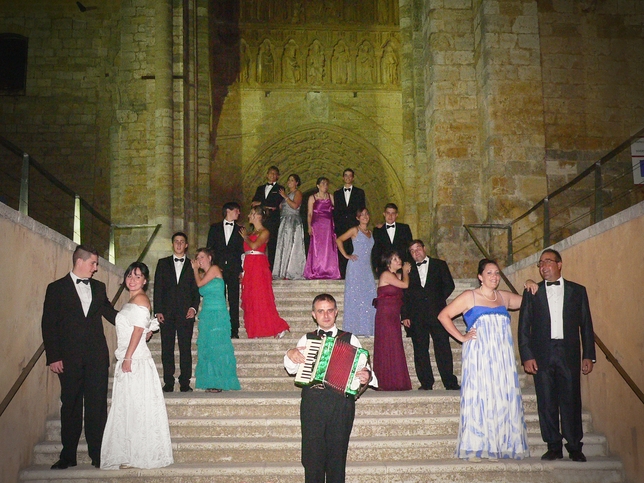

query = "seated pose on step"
[284,293,376,483]
[437,259,537,462]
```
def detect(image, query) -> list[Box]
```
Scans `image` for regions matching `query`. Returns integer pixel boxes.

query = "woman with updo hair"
[101,262,173,470]
[240,206,290,338]
[272,173,306,280]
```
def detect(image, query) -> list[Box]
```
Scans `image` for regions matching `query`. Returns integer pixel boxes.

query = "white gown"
[101,303,174,469]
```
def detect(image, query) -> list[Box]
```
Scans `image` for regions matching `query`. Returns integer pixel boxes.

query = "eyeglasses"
[537,259,558,267]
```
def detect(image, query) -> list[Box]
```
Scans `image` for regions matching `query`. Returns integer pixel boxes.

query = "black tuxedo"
[371,222,413,271]
[207,221,244,337]
[333,186,366,277]
[252,182,284,269]
[402,258,459,389]
[153,255,200,388]
[518,279,595,453]
[41,274,117,464]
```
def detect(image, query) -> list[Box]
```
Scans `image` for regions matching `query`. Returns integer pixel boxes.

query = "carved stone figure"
[381,42,398,85]
[257,39,275,83]
[282,39,301,83]
[332,41,350,84]
[240,40,252,83]
[356,40,375,84]
[307,40,325,85]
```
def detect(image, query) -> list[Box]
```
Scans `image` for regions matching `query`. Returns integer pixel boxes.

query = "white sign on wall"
[631,138,644,184]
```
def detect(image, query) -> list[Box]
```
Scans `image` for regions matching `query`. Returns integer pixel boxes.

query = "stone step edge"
[21,457,624,480]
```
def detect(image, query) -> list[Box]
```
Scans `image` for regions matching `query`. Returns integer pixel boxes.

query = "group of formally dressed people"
[41,166,596,476]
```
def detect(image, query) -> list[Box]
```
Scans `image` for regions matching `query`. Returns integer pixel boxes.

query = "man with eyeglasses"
[518,248,596,463]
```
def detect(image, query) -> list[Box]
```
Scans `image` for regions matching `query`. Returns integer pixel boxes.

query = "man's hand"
[157,313,165,324]
[186,307,196,319]
[287,347,306,364]
[402,318,411,328]
[356,368,371,385]
[582,359,594,375]
[49,360,64,374]
[523,359,538,375]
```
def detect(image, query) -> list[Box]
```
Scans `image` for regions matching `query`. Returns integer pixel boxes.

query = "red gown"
[241,234,290,338]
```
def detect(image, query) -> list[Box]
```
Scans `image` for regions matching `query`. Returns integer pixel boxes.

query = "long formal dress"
[242,234,290,338]
[195,278,241,390]
[304,198,341,280]
[342,230,376,336]
[457,294,530,460]
[272,192,306,280]
[373,285,412,391]
[101,304,173,469]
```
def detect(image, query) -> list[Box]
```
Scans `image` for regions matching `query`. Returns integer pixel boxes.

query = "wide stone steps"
[20,279,625,483]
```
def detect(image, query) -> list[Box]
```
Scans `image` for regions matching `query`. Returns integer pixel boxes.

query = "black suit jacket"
[518,279,596,370]
[153,256,200,319]
[333,186,366,236]
[371,222,413,270]
[402,258,455,322]
[252,183,284,210]
[41,274,117,367]
[206,221,244,274]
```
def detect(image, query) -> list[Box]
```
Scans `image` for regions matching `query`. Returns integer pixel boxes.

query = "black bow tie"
[344,187,351,192]
[267,182,274,186]
[225,222,234,226]
[416,260,427,267]
[317,329,333,338]
[546,280,561,286]
[174,257,184,263]
[386,224,395,229]
[76,278,89,285]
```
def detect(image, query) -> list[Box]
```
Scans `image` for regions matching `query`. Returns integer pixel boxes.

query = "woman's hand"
[191,259,199,270]
[122,359,133,373]
[462,327,477,343]
[348,254,358,261]
[279,188,287,199]
[239,227,247,240]
[402,262,411,274]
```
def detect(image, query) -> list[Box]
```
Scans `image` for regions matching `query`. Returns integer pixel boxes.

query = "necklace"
[358,225,370,234]
[479,287,497,302]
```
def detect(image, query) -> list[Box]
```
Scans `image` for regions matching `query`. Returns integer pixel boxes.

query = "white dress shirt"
[343,185,352,206]
[546,277,564,339]
[283,325,378,387]
[264,182,275,198]
[70,271,92,316]
[386,222,396,243]
[224,220,234,245]
[416,256,429,288]
[173,256,185,283]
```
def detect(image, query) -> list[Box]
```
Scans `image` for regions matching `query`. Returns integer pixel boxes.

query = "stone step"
[32,432,610,466]
[44,410,594,441]
[20,458,626,483]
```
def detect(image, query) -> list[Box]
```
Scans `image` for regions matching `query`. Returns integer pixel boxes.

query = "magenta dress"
[303,198,341,280]
[373,284,412,391]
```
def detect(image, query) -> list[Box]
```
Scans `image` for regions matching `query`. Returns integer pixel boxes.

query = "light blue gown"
[342,230,376,336]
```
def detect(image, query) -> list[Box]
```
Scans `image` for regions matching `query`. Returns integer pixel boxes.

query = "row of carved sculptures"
[239,38,400,86]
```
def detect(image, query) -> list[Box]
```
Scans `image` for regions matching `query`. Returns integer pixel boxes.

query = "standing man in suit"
[251,165,284,270]
[206,201,244,338]
[333,168,366,278]
[371,203,413,272]
[518,248,595,462]
[154,232,201,392]
[402,239,460,390]
[42,245,118,469]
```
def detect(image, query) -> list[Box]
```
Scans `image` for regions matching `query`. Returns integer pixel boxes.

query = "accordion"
[294,336,370,397]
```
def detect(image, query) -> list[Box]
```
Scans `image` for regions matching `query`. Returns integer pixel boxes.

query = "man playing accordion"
[284,293,377,483]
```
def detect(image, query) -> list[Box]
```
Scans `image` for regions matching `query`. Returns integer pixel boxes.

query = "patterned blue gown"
[342,230,376,336]
[195,278,241,390]
[456,301,529,460]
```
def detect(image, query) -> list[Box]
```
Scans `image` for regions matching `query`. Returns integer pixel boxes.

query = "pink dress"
[303,198,341,280]
[241,234,290,338]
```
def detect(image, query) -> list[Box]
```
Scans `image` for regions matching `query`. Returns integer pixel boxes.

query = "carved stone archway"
[244,123,403,219]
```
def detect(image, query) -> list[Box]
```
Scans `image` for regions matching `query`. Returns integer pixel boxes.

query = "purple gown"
[303,198,341,280]
[373,284,412,391]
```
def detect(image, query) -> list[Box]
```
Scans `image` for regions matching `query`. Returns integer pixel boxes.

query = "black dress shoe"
[417,386,433,390]
[180,385,193,392]
[569,450,587,462]
[445,384,461,390]
[91,459,100,468]
[162,384,174,392]
[51,459,77,469]
[231,334,239,339]
[541,449,564,460]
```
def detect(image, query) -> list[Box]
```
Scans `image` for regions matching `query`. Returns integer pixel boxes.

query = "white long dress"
[101,303,174,469]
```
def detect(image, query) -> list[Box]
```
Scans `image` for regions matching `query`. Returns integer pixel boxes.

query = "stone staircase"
[20,280,625,482]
